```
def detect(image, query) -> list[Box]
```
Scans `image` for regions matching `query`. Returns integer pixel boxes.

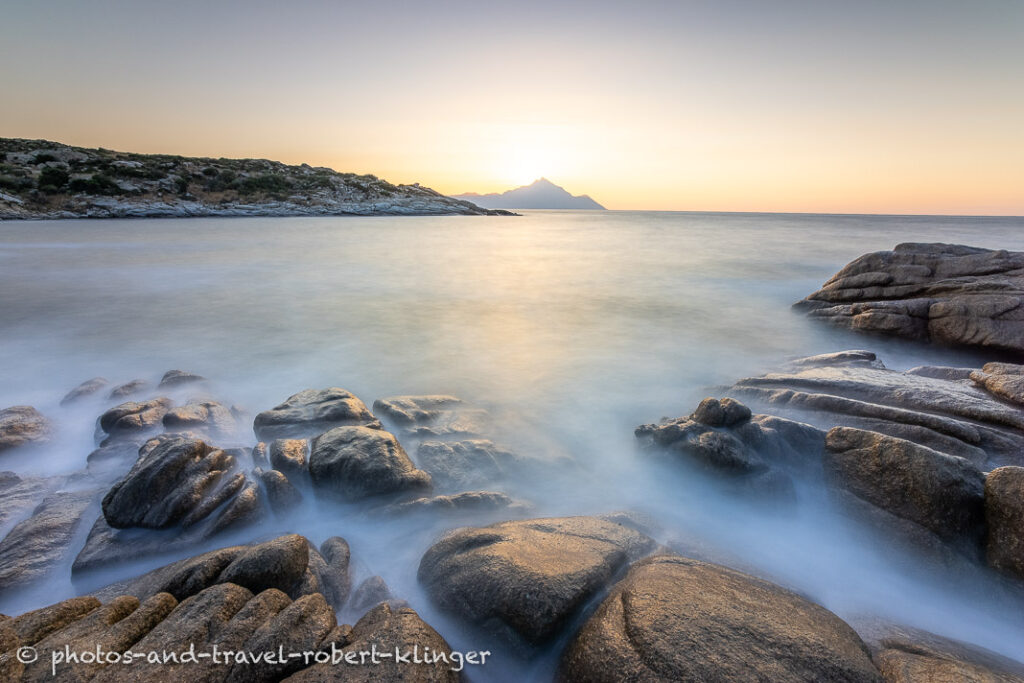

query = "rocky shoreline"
[1,242,1023,681]
[0,138,513,220]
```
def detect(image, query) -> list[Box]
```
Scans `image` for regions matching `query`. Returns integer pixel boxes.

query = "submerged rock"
[372,395,490,438]
[387,490,528,515]
[985,466,1024,581]
[108,379,149,400]
[348,575,393,614]
[418,515,655,646]
[253,387,380,441]
[796,242,1024,353]
[0,489,96,594]
[0,405,53,453]
[98,398,173,441]
[0,471,52,529]
[415,439,521,491]
[157,369,206,388]
[636,398,820,502]
[559,554,882,682]
[254,467,304,513]
[309,426,431,501]
[60,377,109,405]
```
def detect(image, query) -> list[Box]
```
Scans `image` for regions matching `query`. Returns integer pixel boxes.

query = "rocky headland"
[0,139,512,220]
[1,242,1024,681]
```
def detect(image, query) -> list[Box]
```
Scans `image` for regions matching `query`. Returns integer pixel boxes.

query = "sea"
[1,210,1023,679]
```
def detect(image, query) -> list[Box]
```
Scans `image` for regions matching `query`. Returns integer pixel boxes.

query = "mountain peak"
[452,178,605,210]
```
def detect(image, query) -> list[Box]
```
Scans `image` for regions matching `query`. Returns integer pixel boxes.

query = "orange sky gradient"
[2,1,1022,215]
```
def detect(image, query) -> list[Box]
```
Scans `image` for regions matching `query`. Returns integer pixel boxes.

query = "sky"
[1,0,1022,214]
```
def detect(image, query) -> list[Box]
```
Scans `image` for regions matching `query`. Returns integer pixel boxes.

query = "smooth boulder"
[418,516,655,646]
[559,554,882,682]
[309,426,430,500]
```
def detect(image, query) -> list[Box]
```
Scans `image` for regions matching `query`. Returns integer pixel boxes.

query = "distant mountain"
[452,178,605,210]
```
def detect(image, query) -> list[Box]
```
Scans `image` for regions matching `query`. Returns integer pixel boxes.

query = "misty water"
[2,210,1023,679]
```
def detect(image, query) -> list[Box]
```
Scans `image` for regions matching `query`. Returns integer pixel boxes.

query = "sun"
[491,124,571,188]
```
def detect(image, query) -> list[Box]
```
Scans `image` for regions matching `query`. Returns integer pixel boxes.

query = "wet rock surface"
[418,516,656,646]
[796,243,1024,353]
[985,466,1024,581]
[253,388,380,441]
[725,351,1024,469]
[971,362,1024,408]
[560,554,882,682]
[162,401,237,438]
[101,435,244,529]
[309,426,431,501]
[0,406,53,453]
[824,427,986,555]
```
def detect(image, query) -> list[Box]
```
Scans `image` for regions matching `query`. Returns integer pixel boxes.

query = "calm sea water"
[2,210,1023,678]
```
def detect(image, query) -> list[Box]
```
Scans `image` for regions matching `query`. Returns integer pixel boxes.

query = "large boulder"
[984,466,1024,581]
[795,243,1024,353]
[309,426,431,501]
[559,554,882,682]
[0,489,96,594]
[100,435,243,529]
[98,398,173,440]
[418,516,655,646]
[253,388,380,441]
[0,405,53,453]
[824,427,986,555]
[372,395,490,438]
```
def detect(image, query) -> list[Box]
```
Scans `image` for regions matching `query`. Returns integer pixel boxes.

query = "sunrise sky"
[2,0,1022,214]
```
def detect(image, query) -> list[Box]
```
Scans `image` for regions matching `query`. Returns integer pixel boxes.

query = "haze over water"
[2,210,1024,679]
